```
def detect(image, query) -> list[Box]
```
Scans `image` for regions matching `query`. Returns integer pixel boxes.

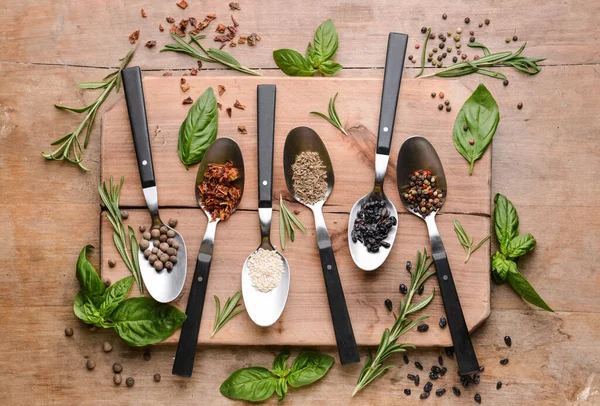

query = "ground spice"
[402,170,444,216]
[247,248,284,293]
[291,151,328,205]
[198,161,242,221]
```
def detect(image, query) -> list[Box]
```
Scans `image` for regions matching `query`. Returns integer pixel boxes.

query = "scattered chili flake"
[198,161,242,221]
[217,102,222,110]
[247,33,261,46]
[218,85,226,96]
[159,24,164,32]
[180,77,187,85]
[233,100,246,110]
[226,107,232,117]
[190,28,201,36]
[170,24,186,38]
[219,43,227,49]
[182,97,194,104]
[227,32,235,40]
[216,23,226,33]
[228,26,237,35]
[238,36,247,44]
[166,17,175,24]
[145,40,156,48]
[294,209,300,215]
[229,2,241,10]
[231,15,239,27]
[237,125,247,134]
[181,83,190,92]
[176,0,188,10]
[179,19,189,28]
[190,67,198,76]
[128,30,140,44]
[141,8,147,18]
[163,72,173,76]
[189,17,198,28]
[215,35,230,42]
[229,42,237,47]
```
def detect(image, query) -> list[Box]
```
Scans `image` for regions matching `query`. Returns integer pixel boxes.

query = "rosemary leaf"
[211,291,245,337]
[278,195,307,250]
[453,219,491,263]
[310,92,348,135]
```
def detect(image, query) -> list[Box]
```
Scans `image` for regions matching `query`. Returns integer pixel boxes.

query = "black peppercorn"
[415,361,423,370]
[438,104,444,111]
[475,393,482,403]
[424,381,433,392]
[438,355,444,366]
[500,358,509,365]
[485,19,490,25]
[427,57,433,62]
[503,79,509,86]
[154,373,161,382]
[417,323,429,332]
[429,371,439,380]
[144,350,152,361]
[442,52,447,58]
[442,13,447,19]
[408,373,417,381]
[420,392,429,399]
[431,366,441,374]
[440,366,447,376]
[421,27,427,34]
[446,106,452,112]
[460,375,469,388]
[517,102,523,109]
[406,260,412,271]
[108,259,116,268]
[513,35,518,41]
[399,283,408,294]
[418,285,424,295]
[437,55,443,62]
[384,299,393,312]
[445,347,454,359]
[452,386,461,396]
[465,17,470,23]
[414,374,420,386]
[469,36,475,43]
[504,335,512,346]
[430,92,436,98]
[497,381,503,390]
[436,388,446,397]
[404,355,409,364]
[470,30,475,35]
[404,388,412,395]
[113,363,123,373]
[479,22,483,27]
[479,365,485,372]
[444,100,450,106]
[408,55,413,61]
[439,42,445,49]
[65,327,74,337]
[453,56,458,63]
[126,377,135,387]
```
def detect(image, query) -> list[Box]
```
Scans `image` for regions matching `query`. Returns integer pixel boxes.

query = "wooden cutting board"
[100,76,491,347]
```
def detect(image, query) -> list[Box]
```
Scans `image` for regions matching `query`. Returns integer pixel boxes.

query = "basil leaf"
[318,60,343,76]
[507,266,554,312]
[506,233,536,259]
[494,193,520,255]
[313,19,338,63]
[178,87,218,169]
[219,367,277,402]
[452,83,499,174]
[110,297,186,346]
[273,49,316,77]
[287,351,334,388]
[76,245,105,306]
[305,43,318,68]
[272,348,290,377]
[491,251,514,283]
[99,276,134,317]
[275,377,288,403]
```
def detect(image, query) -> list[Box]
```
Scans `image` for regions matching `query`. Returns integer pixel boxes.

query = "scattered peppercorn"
[414,374,421,386]
[431,365,441,374]
[415,361,424,370]
[384,299,393,312]
[429,372,439,380]
[108,259,116,268]
[505,37,511,43]
[436,388,446,397]
[504,335,512,346]
[421,27,427,34]
[485,18,490,25]
[65,327,74,337]
[497,381,503,390]
[406,260,412,272]
[408,55,414,61]
[415,44,420,49]
[442,13,447,19]
[453,56,458,63]
[404,388,412,395]
[475,393,482,403]
[469,36,475,43]
[113,374,122,385]
[444,100,450,106]
[431,92,436,98]
[144,351,152,361]
[440,367,447,376]
[517,102,523,109]
[438,355,444,366]
[465,17,470,23]
[500,358,509,365]
[503,79,509,86]
[438,104,444,111]
[126,377,135,387]
[420,392,429,399]
[479,22,483,27]
[479,365,485,372]
[113,363,123,373]
[513,35,518,41]
[470,30,475,36]
[446,106,451,112]
[424,381,433,392]
[404,355,409,364]
[408,373,417,381]
[86,360,95,370]
[445,347,454,359]
[469,138,475,145]
[399,283,408,294]
[154,373,161,382]
[417,323,429,332]
[452,386,461,396]
[103,342,113,353]
[418,285,425,295]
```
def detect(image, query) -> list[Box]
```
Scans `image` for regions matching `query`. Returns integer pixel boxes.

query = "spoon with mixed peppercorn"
[396,136,481,379]
[347,33,408,271]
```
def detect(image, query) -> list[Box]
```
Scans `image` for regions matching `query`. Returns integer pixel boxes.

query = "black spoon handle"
[121,66,155,189]
[257,84,276,209]
[376,32,408,156]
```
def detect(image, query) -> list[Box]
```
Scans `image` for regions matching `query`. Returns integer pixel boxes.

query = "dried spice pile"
[402,170,444,216]
[139,220,181,272]
[198,161,242,221]
[351,196,397,253]
[291,151,328,205]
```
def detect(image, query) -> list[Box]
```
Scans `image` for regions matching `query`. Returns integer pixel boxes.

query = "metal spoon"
[172,137,245,378]
[283,126,360,365]
[348,33,408,271]
[242,85,290,327]
[397,136,480,377]
[121,67,188,303]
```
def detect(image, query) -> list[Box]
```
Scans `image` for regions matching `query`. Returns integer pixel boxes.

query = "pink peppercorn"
[469,138,475,145]
[474,55,480,60]
[439,92,445,99]
[415,44,420,49]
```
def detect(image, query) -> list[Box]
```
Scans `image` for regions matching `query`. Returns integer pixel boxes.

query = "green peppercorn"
[431,61,437,66]
[447,31,452,36]
[454,34,460,41]
[433,47,438,53]
[446,46,453,52]
[456,42,461,49]
[505,37,511,43]
[429,51,434,57]
[457,50,461,55]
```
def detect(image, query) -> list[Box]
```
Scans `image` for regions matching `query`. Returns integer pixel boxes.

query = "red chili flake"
[473,55,480,60]
[214,35,230,42]
[206,14,217,21]
[166,16,175,23]
[190,28,201,36]
[163,72,173,76]
[145,40,156,48]
[217,102,222,110]
[237,125,247,134]
[247,33,261,46]
[198,161,242,221]
[190,67,198,76]
[227,32,235,40]
[229,2,241,10]
[141,8,147,18]
[238,36,247,45]
[293,210,300,215]
[181,83,191,92]
[227,26,237,35]
[226,107,232,117]
[229,42,237,47]
[219,43,227,49]
[179,19,189,28]
[182,97,194,105]
[231,15,239,27]
[159,24,164,32]
[233,100,246,110]
[170,24,186,38]
[415,44,420,49]
[218,85,226,96]
[189,17,198,28]
[176,0,188,9]
[180,77,187,84]
[439,92,445,99]
[128,30,140,44]
[216,23,227,33]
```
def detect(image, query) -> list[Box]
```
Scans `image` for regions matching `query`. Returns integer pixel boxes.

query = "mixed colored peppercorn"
[403,170,445,216]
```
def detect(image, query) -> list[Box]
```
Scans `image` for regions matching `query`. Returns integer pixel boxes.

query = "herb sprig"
[310,93,348,135]
[212,291,245,337]
[415,28,431,78]
[42,48,135,171]
[454,219,491,263]
[419,42,544,80]
[279,195,307,250]
[161,33,260,76]
[98,176,143,294]
[353,249,436,396]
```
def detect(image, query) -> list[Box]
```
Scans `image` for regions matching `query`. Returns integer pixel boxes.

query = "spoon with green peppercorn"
[396,136,480,379]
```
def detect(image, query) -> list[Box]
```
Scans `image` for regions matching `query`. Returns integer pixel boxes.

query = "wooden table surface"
[1,1,599,405]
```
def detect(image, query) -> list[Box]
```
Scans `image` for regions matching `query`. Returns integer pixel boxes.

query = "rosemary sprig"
[419,42,544,80]
[212,291,245,337]
[42,48,135,171]
[310,92,348,136]
[279,195,307,250]
[453,219,491,263]
[353,249,436,396]
[161,33,261,76]
[98,176,144,294]
[415,27,431,78]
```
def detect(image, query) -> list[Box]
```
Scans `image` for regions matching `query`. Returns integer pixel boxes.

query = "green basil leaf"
[507,266,554,312]
[110,297,186,346]
[99,276,134,317]
[313,19,338,62]
[74,291,95,324]
[272,348,290,377]
[287,351,334,388]
[76,245,105,306]
[273,49,316,77]
[452,83,499,174]
[275,377,288,403]
[305,43,318,67]
[317,60,343,76]
[178,87,218,169]
[506,233,536,259]
[219,367,277,402]
[493,193,520,254]
[491,251,513,283]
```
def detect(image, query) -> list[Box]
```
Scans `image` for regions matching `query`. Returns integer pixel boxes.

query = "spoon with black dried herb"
[397,136,481,379]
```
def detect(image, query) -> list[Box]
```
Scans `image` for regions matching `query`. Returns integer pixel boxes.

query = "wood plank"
[1,0,598,68]
[102,208,490,346]
[101,76,491,215]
